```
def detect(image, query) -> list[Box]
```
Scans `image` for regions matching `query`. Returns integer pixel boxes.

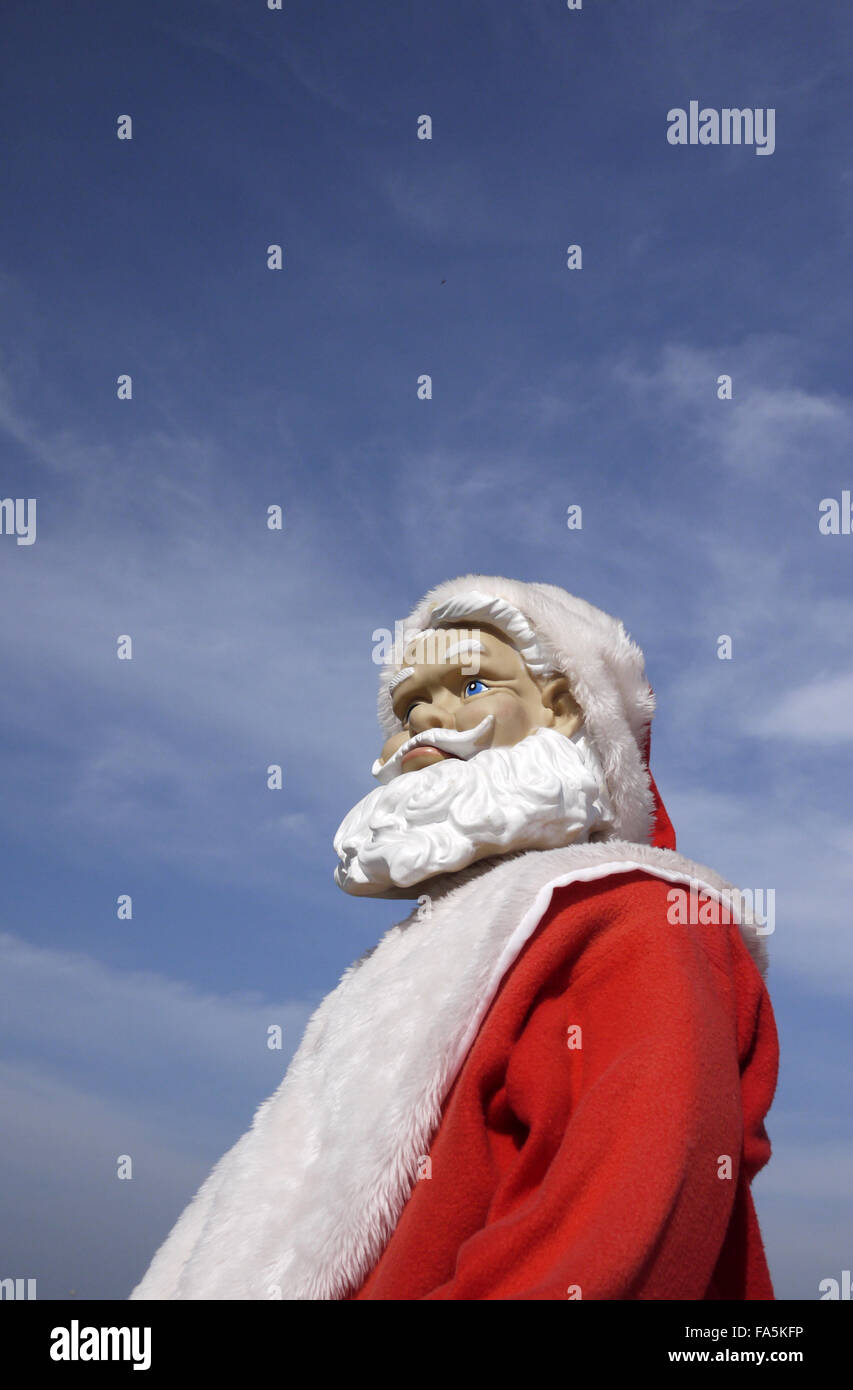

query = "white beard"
[333,725,616,896]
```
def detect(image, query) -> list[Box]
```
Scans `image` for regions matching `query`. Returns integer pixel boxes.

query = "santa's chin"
[333,726,615,898]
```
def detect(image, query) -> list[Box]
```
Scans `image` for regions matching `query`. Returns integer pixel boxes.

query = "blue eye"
[463,679,488,697]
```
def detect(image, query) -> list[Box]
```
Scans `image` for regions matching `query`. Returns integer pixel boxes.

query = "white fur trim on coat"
[129,843,769,1302]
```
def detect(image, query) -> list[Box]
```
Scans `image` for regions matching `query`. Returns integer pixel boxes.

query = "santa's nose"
[408,704,453,734]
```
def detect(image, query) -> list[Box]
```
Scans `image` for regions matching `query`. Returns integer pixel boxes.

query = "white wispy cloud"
[612,337,853,481]
[749,672,853,741]
[0,931,317,1128]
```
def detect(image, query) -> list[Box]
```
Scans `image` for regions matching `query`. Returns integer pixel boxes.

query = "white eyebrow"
[443,638,484,661]
[387,666,415,695]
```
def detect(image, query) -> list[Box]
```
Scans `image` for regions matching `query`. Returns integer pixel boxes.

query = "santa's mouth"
[401,745,460,766]
[372,715,495,785]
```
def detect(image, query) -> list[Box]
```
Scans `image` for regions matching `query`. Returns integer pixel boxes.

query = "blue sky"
[1,0,852,1299]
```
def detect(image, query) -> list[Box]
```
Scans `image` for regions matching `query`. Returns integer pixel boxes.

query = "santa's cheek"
[460,693,530,743]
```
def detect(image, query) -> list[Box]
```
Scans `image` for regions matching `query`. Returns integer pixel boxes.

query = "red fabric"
[642,708,676,851]
[350,870,779,1300]
[649,769,676,851]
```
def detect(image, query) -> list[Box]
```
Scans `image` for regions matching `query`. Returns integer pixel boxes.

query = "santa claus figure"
[130,575,778,1300]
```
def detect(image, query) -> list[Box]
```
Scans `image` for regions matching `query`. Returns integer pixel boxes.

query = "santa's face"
[333,624,614,896]
[377,626,582,775]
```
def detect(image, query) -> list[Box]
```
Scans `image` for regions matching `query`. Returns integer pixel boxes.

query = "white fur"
[129,842,768,1302]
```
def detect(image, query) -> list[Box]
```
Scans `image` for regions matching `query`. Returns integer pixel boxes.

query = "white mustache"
[371,715,495,785]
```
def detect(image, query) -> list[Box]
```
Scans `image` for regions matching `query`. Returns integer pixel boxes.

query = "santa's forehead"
[397,622,520,663]
[402,626,482,658]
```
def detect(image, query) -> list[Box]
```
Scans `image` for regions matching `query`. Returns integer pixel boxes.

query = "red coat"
[351,786,779,1301]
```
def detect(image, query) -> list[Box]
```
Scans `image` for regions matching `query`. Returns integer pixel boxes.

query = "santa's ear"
[540,676,584,736]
